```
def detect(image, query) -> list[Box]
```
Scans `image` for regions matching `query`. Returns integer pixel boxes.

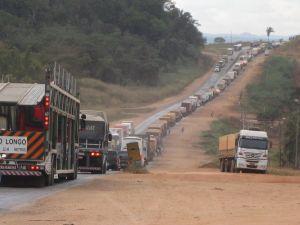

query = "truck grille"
[245,152,261,161]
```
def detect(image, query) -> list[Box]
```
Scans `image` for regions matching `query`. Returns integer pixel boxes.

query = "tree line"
[0,0,205,85]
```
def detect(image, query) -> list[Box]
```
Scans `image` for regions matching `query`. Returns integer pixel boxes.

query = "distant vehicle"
[219,130,269,173]
[226,71,237,80]
[264,50,270,56]
[227,48,234,55]
[214,66,221,72]
[219,60,225,67]
[217,80,227,90]
[221,55,228,63]
[181,101,193,115]
[121,136,147,167]
[233,63,242,74]
[109,131,122,151]
[107,150,120,170]
[121,121,135,135]
[234,43,242,51]
[179,106,188,117]
[79,111,111,174]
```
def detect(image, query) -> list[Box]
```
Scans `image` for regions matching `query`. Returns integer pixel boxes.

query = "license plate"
[0,165,17,170]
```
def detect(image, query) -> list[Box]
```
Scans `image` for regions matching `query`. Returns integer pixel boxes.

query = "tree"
[266,27,275,43]
[214,37,225,44]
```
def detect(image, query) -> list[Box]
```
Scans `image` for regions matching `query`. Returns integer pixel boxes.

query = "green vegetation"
[200,118,240,156]
[0,0,205,86]
[245,55,300,168]
[204,43,232,55]
[214,37,225,44]
[245,56,296,120]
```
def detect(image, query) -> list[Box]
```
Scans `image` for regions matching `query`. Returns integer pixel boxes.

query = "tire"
[67,158,78,180]
[220,159,226,172]
[261,170,267,174]
[45,156,55,186]
[232,160,236,173]
[101,159,107,174]
[224,160,229,172]
[227,159,233,173]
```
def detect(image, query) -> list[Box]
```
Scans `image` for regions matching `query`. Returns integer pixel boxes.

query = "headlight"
[1,154,6,158]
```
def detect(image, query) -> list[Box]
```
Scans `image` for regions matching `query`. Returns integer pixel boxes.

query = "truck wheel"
[219,160,223,172]
[45,156,55,186]
[101,159,107,174]
[227,159,233,172]
[231,159,236,173]
[67,161,78,180]
[221,160,226,172]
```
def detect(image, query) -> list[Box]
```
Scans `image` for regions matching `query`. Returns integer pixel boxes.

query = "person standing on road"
[181,126,184,134]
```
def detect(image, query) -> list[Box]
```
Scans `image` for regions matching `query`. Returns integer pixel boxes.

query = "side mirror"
[108,133,112,142]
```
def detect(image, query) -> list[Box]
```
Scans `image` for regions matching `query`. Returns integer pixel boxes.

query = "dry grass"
[80,62,211,121]
[204,43,232,56]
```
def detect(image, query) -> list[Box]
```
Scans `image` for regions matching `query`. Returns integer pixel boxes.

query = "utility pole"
[279,121,282,167]
[295,99,299,169]
[295,114,299,168]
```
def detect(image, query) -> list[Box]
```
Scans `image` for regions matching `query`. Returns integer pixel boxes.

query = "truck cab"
[78,112,111,174]
[235,130,268,172]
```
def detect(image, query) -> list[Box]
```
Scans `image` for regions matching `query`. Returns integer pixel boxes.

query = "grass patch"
[268,167,300,176]
[200,118,240,156]
[204,43,232,55]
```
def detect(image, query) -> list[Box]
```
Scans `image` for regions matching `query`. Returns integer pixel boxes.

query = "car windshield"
[239,137,268,150]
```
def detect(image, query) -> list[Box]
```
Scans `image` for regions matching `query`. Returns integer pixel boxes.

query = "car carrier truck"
[219,130,269,173]
[78,111,111,174]
[0,63,80,186]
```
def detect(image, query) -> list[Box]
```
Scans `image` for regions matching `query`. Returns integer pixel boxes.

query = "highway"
[0,48,246,212]
[135,48,245,135]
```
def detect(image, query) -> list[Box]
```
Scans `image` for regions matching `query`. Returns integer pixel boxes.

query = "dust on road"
[1,56,300,225]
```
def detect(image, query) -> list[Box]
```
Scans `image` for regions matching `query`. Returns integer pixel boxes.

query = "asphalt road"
[0,48,246,213]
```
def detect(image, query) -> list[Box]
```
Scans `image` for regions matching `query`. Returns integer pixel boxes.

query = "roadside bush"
[201,118,240,156]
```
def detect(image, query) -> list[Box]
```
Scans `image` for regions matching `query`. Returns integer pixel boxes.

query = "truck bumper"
[0,170,42,176]
[78,167,102,172]
[236,158,267,171]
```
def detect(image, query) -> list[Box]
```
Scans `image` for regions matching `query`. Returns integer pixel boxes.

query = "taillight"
[90,152,101,157]
[44,95,50,110]
[44,113,49,130]
[27,165,40,171]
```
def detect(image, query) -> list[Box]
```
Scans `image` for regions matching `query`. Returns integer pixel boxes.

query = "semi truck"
[219,130,269,173]
[78,111,111,174]
[0,63,80,186]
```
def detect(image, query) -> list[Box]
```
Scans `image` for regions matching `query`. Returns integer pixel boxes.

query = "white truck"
[121,136,147,167]
[219,130,269,173]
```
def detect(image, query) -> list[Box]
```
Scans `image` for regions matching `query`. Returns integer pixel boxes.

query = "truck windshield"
[240,137,268,150]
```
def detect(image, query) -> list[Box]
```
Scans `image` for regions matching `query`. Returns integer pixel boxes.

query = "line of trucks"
[0,42,270,186]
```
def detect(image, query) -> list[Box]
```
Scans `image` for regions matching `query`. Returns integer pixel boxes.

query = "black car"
[118,151,129,169]
[107,150,120,171]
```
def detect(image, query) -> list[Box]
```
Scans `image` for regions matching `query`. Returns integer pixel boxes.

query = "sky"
[174,0,300,36]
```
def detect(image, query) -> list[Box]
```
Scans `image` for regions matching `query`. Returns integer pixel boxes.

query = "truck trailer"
[219,130,269,173]
[0,63,80,186]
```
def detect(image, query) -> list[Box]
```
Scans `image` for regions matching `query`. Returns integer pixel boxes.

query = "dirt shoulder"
[2,55,300,225]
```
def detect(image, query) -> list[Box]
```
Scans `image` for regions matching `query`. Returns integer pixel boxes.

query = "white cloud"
[174,0,300,35]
